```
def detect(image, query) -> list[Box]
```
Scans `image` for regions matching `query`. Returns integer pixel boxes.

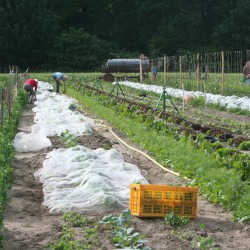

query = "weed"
[50,213,101,249]
[63,212,90,227]
[238,141,250,150]
[163,211,189,227]
[69,103,78,111]
[59,130,78,147]
[49,225,86,250]
[192,235,219,250]
[100,209,151,249]
[189,96,206,107]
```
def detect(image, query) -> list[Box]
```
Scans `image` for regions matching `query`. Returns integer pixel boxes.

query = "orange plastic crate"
[129,184,198,218]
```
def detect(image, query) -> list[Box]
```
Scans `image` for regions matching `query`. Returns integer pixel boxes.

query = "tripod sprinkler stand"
[109,80,126,99]
[154,87,179,113]
[93,78,104,91]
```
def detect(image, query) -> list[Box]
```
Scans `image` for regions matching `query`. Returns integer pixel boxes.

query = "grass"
[67,87,250,222]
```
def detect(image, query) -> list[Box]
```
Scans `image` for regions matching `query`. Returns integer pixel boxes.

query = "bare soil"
[3,103,250,250]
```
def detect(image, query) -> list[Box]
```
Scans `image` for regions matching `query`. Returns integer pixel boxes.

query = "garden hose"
[91,117,191,181]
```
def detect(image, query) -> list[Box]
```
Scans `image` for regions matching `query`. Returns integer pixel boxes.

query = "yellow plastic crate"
[129,184,198,218]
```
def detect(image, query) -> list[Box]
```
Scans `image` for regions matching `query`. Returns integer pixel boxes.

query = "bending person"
[52,72,68,93]
[23,78,38,104]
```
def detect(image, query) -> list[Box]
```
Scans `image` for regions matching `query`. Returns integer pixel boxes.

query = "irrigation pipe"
[92,117,191,182]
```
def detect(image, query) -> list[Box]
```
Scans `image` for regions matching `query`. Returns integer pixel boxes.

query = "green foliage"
[192,235,218,250]
[189,96,206,107]
[0,0,58,69]
[1,1,250,71]
[63,212,90,227]
[49,27,120,71]
[100,209,150,249]
[163,211,189,227]
[59,130,78,148]
[67,86,250,222]
[234,185,250,223]
[68,103,78,111]
[0,89,26,245]
[50,225,91,250]
[238,141,250,150]
[112,227,149,249]
[50,213,99,249]
[100,209,132,229]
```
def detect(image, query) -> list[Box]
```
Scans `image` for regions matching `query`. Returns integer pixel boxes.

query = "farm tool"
[154,87,179,114]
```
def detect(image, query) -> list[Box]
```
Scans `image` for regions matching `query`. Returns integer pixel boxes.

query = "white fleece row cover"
[34,145,148,213]
[14,81,94,152]
[117,81,250,111]
[14,81,148,213]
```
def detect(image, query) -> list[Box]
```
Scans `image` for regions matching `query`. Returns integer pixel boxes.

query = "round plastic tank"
[103,59,150,73]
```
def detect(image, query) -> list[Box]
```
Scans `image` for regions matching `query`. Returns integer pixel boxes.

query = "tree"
[212,0,250,50]
[0,0,58,70]
[48,28,120,71]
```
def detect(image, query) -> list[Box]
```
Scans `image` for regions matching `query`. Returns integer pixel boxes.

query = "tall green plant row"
[0,89,27,245]
[67,87,250,222]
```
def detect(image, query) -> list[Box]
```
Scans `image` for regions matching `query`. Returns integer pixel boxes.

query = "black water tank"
[103,59,150,73]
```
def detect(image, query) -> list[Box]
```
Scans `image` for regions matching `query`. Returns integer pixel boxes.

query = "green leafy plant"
[189,96,206,107]
[100,209,132,228]
[192,235,219,250]
[112,227,148,249]
[0,88,26,246]
[50,213,100,249]
[69,103,78,111]
[238,141,250,150]
[163,211,189,227]
[63,212,90,227]
[60,130,78,147]
[100,209,150,249]
[50,225,90,250]
[67,84,250,222]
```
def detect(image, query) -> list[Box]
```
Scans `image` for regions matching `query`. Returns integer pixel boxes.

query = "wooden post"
[180,56,185,111]
[0,88,3,126]
[221,51,225,95]
[205,64,209,82]
[140,60,143,82]
[196,53,200,90]
[151,59,154,81]
[179,56,182,88]
[164,55,166,86]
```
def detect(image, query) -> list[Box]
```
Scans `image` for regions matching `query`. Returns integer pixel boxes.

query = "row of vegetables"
[0,87,27,246]
[68,78,250,223]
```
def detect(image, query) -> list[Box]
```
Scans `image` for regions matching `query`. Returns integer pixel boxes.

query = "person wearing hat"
[23,78,38,104]
[52,72,68,93]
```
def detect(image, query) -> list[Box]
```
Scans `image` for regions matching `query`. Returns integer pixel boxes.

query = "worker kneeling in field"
[52,72,68,93]
[23,78,38,104]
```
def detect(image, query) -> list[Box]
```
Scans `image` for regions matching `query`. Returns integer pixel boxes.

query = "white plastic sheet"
[117,80,250,111]
[13,132,51,152]
[34,146,148,213]
[15,80,149,213]
[14,81,94,152]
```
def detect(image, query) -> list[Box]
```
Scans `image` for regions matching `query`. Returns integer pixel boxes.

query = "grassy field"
[23,71,250,97]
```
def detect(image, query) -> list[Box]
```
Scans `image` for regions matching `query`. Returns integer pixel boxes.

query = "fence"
[146,50,250,97]
[0,69,26,126]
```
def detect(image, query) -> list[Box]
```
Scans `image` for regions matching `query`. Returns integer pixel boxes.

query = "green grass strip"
[67,88,249,222]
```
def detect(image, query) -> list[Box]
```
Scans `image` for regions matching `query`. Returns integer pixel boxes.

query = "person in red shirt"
[23,78,38,104]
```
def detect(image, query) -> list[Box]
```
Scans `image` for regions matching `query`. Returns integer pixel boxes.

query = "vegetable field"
[1,73,250,249]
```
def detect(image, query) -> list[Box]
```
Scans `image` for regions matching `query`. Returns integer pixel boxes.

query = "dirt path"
[3,103,250,250]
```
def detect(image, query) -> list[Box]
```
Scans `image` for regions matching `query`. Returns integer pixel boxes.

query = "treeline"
[0,0,249,72]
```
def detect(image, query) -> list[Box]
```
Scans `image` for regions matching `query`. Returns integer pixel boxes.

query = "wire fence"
[148,50,250,97]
